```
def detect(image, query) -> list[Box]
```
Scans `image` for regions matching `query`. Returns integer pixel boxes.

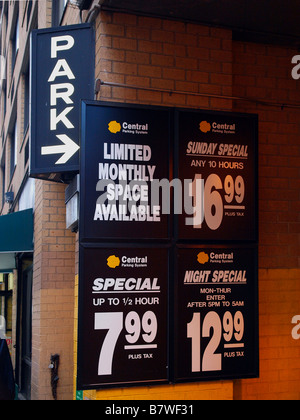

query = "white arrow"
[41,134,80,165]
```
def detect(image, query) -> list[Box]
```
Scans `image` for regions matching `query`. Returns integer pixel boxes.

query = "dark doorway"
[18,263,33,400]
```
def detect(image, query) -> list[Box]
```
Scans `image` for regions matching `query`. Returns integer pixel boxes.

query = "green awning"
[0,209,34,272]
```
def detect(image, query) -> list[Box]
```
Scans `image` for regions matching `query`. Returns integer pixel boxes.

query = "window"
[3,85,6,118]
[0,85,6,134]
[0,54,5,88]
[1,4,8,48]
[10,121,17,179]
[11,14,19,75]
[24,141,29,168]
[1,157,6,208]
[26,0,33,30]
[23,68,29,135]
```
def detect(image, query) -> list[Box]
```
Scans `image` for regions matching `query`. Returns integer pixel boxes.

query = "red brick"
[175,32,197,46]
[112,37,137,51]
[113,12,137,26]
[99,22,125,37]
[163,67,185,81]
[151,29,174,43]
[138,40,163,54]
[151,54,174,67]
[100,47,125,61]
[112,61,137,76]
[138,64,162,78]
[126,50,150,64]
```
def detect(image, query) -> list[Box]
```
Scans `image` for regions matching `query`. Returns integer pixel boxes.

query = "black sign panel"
[174,245,259,382]
[80,102,171,241]
[176,109,258,241]
[78,103,259,390]
[30,24,94,181]
[77,247,169,389]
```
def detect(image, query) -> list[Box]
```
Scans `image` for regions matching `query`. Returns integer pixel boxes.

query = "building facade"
[0,0,299,400]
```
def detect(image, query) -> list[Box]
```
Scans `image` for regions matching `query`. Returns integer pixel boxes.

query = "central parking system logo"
[108,120,149,135]
[108,121,121,134]
[197,252,209,264]
[107,255,121,268]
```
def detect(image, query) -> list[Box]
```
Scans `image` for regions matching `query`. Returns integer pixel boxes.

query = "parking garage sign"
[174,245,259,382]
[30,24,94,181]
[77,247,169,389]
[176,109,258,241]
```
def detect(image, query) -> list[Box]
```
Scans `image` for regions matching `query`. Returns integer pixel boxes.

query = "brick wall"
[32,180,76,400]
[96,12,233,110]
[232,41,300,400]
[233,41,300,270]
